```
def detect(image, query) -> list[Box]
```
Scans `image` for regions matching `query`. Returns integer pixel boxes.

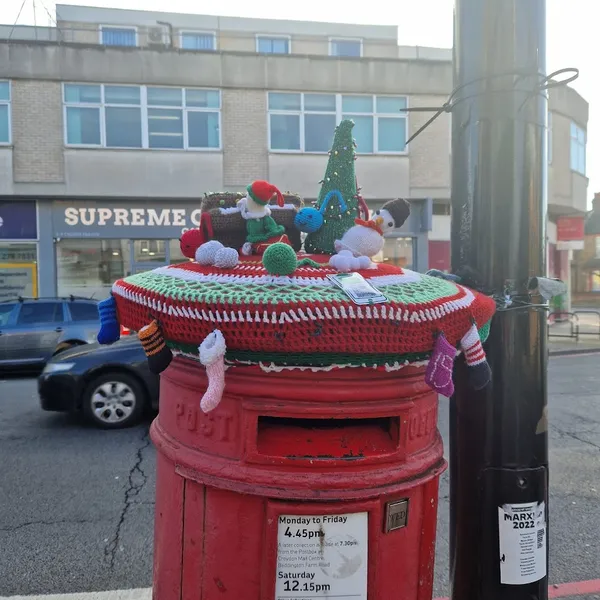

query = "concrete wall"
[0,43,452,95]
[408,95,451,198]
[64,150,223,198]
[548,86,589,215]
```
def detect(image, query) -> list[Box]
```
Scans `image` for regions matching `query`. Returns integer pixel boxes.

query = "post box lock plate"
[384,499,409,532]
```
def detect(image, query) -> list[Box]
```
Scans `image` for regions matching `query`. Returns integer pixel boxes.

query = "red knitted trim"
[113,290,494,356]
[169,257,404,280]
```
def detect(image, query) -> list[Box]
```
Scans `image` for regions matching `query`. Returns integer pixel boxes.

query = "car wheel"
[82,372,146,429]
[53,341,84,356]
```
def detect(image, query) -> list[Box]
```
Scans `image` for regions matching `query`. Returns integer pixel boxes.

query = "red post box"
[151,358,445,600]
[109,249,495,600]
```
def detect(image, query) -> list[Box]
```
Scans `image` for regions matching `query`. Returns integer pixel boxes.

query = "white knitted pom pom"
[329,253,353,272]
[195,240,224,265]
[357,255,373,269]
[214,247,239,269]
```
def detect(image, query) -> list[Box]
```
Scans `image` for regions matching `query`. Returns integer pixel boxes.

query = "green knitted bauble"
[262,243,298,276]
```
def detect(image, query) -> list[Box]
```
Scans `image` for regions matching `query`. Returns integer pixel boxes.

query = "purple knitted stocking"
[425,332,457,397]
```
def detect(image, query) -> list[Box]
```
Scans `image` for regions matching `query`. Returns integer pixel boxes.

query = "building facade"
[0,4,589,302]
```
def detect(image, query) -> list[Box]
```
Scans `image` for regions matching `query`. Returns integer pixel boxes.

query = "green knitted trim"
[479,320,491,343]
[124,270,461,306]
[168,341,431,367]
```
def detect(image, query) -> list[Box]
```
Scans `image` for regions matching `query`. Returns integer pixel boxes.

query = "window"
[17,302,63,325]
[181,31,216,51]
[0,80,10,144]
[100,26,137,47]
[0,243,38,300]
[373,237,414,269]
[63,84,221,150]
[267,92,408,154]
[595,237,600,259]
[256,35,290,54]
[68,302,100,322]
[133,239,167,262]
[570,122,586,175]
[0,303,16,326]
[57,239,130,299]
[548,112,552,164]
[330,38,362,57]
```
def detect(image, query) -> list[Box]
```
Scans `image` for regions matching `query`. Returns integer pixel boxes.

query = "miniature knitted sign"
[110,257,496,370]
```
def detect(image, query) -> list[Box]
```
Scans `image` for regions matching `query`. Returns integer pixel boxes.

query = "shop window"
[57,239,130,299]
[0,242,38,300]
[169,239,189,264]
[133,239,167,262]
[268,92,407,153]
[63,84,221,150]
[374,237,414,269]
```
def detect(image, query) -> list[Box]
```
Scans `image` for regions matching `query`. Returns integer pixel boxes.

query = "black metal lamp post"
[450,1,549,599]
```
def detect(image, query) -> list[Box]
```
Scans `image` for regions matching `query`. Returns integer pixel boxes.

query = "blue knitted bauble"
[294,207,324,234]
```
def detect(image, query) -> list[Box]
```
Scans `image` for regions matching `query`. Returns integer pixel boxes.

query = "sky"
[1,0,597,206]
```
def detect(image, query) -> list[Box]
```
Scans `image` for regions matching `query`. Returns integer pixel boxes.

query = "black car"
[38,336,159,429]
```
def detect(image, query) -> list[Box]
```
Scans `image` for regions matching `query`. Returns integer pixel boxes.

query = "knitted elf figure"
[238,180,291,255]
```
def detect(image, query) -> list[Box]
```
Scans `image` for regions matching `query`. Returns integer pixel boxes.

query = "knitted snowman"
[238,180,290,255]
[334,198,410,258]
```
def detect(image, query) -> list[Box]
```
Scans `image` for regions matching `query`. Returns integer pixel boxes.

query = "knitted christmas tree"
[304,119,359,254]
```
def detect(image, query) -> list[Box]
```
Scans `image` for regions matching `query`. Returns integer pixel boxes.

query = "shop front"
[51,200,202,300]
[368,197,432,272]
[0,200,38,300]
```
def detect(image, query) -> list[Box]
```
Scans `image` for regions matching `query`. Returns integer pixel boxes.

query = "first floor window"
[0,80,10,144]
[63,84,221,150]
[570,121,586,175]
[268,92,407,154]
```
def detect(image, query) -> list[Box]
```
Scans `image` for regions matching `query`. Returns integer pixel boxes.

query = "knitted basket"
[200,192,304,251]
[112,256,496,370]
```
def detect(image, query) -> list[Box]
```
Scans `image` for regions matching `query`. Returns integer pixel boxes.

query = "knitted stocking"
[460,323,492,390]
[199,330,227,413]
[138,320,173,374]
[97,295,121,345]
[425,332,457,397]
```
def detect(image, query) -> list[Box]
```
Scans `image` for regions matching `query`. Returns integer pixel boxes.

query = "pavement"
[1,352,600,599]
[549,310,600,355]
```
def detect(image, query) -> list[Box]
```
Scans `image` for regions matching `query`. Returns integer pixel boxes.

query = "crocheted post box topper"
[109,256,496,405]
